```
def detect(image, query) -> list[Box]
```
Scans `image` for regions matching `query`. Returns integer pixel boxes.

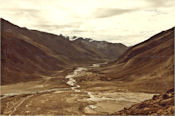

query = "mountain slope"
[100,27,174,93]
[116,88,174,115]
[72,38,127,59]
[1,18,127,85]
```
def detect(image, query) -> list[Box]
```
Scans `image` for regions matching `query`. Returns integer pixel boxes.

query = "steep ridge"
[1,19,127,85]
[100,27,174,93]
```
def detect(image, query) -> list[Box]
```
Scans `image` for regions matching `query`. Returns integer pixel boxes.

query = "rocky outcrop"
[116,88,174,115]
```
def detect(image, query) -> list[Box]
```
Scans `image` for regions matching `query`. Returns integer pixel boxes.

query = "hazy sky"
[0,0,175,46]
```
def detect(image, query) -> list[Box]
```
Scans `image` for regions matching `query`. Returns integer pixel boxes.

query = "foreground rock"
[115,88,174,115]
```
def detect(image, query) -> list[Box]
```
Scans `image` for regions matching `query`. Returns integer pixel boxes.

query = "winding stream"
[64,64,104,110]
[64,63,155,112]
[65,67,87,92]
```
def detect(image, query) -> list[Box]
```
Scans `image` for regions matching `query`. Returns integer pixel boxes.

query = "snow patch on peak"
[88,39,94,42]
[69,36,78,41]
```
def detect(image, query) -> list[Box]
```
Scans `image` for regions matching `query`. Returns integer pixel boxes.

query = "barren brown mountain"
[0,18,174,115]
[1,18,127,85]
[95,27,174,93]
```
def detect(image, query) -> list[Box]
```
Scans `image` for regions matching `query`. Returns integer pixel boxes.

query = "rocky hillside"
[72,38,127,59]
[116,88,174,115]
[99,27,174,93]
[1,18,127,85]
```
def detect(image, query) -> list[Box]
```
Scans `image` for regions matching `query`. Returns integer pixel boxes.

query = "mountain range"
[1,18,127,85]
[0,18,174,115]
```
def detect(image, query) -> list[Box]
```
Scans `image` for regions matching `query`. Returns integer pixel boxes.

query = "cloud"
[35,25,72,30]
[93,8,134,18]
[0,0,175,46]
[145,0,175,8]
[34,21,83,33]
[71,29,86,33]
[10,8,40,19]
[35,24,79,30]
[0,8,45,26]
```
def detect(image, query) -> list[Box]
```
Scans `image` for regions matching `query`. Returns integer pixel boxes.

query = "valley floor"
[0,63,160,115]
